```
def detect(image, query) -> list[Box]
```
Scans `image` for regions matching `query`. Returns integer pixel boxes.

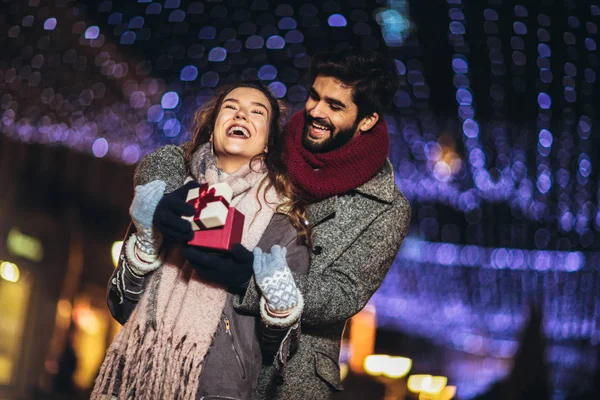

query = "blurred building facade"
[0,135,132,398]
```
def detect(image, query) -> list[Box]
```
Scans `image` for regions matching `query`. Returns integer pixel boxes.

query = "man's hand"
[253,246,299,313]
[182,244,254,293]
[153,180,199,244]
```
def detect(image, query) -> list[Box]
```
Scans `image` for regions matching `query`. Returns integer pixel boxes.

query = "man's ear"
[358,112,379,133]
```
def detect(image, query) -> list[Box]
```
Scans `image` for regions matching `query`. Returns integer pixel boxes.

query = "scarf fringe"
[91,317,216,400]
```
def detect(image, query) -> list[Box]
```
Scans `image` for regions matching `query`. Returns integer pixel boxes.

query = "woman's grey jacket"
[106,145,309,400]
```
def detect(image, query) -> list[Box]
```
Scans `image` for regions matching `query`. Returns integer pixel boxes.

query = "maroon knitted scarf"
[284,110,389,202]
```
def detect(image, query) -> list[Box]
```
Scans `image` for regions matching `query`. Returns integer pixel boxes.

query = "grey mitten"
[253,245,300,313]
[129,180,166,261]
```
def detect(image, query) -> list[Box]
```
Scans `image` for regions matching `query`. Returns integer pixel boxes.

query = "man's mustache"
[304,114,334,131]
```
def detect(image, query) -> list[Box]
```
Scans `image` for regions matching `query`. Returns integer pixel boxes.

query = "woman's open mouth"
[227,125,251,139]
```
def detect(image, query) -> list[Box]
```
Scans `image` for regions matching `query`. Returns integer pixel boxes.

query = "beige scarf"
[92,144,279,399]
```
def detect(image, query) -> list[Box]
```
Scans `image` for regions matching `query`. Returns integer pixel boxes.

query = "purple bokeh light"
[160,92,180,109]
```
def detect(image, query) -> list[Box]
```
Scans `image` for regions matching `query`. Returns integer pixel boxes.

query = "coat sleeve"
[107,145,188,324]
[235,192,411,327]
[134,144,187,193]
[107,224,150,324]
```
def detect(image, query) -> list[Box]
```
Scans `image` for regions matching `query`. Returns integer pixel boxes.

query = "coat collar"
[306,160,395,225]
[353,160,396,203]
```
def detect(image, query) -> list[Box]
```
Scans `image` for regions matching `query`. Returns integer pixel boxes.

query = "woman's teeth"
[227,126,250,138]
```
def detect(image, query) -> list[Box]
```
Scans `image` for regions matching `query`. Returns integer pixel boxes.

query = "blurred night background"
[0,0,599,399]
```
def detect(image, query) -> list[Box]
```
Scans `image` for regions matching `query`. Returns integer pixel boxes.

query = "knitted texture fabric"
[129,180,166,258]
[284,110,390,202]
[252,245,299,312]
[92,143,281,400]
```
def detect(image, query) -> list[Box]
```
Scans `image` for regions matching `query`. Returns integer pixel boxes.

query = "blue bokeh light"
[328,14,347,27]
[85,26,100,39]
[44,18,57,30]
[161,92,180,109]
[180,65,198,81]
[208,47,227,62]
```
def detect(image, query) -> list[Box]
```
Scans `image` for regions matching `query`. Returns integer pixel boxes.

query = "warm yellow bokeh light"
[422,376,448,395]
[340,362,349,381]
[409,374,449,396]
[364,355,412,379]
[73,304,100,335]
[57,299,73,319]
[383,356,412,379]
[111,241,124,268]
[408,374,432,393]
[440,385,457,400]
[0,261,20,283]
[364,354,390,376]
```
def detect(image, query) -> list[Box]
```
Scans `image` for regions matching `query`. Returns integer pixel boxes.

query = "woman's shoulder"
[133,144,189,192]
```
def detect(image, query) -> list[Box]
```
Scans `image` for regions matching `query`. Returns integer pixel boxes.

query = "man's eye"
[309,92,319,100]
[329,104,341,111]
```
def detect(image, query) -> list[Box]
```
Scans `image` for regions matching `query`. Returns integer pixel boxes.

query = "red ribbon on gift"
[188,183,231,230]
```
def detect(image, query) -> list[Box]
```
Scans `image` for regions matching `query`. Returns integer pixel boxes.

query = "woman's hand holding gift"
[182,244,254,293]
[153,180,200,244]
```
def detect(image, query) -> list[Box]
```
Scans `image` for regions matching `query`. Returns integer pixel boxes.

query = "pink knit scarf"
[92,144,279,399]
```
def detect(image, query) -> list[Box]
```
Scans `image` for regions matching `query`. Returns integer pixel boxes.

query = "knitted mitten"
[252,245,299,313]
[129,180,166,262]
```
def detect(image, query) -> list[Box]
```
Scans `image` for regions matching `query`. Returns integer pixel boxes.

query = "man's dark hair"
[308,48,400,120]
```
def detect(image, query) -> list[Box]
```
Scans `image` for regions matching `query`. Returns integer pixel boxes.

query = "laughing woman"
[92,81,309,400]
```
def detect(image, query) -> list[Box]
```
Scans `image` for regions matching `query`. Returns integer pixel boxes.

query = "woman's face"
[212,87,272,169]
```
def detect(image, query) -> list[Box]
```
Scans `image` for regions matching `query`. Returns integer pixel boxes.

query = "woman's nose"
[234,109,248,120]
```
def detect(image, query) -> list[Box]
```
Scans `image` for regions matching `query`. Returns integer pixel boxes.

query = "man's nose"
[308,101,326,119]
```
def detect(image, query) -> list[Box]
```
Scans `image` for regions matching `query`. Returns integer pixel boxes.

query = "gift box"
[183,182,245,251]
[183,182,233,229]
[189,207,245,251]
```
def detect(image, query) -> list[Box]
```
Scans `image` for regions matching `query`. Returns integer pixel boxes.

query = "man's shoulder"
[354,160,406,205]
[348,161,411,228]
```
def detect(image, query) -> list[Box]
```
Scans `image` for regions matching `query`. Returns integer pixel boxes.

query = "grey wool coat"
[235,159,411,399]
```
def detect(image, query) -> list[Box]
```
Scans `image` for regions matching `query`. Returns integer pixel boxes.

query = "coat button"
[312,246,323,255]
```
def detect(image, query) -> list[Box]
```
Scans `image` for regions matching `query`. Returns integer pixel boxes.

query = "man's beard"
[302,113,359,153]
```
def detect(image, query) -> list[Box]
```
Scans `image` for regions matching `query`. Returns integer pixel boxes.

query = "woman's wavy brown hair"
[184,81,311,247]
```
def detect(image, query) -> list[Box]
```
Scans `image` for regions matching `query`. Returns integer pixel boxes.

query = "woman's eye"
[224,104,236,110]
[252,110,265,115]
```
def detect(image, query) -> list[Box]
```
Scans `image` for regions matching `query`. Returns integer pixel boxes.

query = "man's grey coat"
[235,159,411,399]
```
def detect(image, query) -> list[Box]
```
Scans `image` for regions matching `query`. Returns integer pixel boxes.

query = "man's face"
[302,75,361,153]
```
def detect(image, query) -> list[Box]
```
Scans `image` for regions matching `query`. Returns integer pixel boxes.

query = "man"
[110,48,410,399]
[197,48,411,398]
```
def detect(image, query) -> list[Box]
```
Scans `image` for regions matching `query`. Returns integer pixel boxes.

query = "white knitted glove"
[253,245,299,312]
[129,180,166,263]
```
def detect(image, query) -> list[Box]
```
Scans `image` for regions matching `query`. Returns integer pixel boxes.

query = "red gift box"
[188,207,245,251]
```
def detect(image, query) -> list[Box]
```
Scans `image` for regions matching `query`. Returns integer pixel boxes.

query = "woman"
[92,81,310,399]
